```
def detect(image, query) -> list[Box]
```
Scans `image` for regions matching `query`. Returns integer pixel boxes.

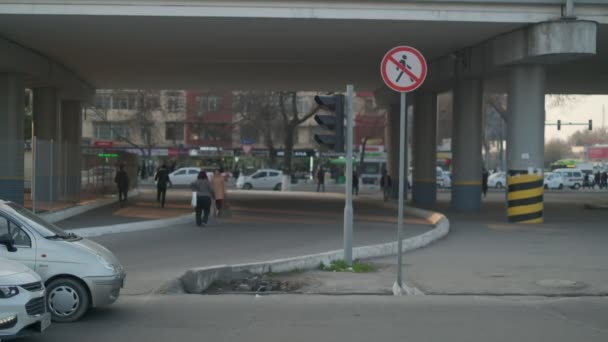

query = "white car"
[552,168,584,189]
[0,257,51,339]
[488,172,506,188]
[236,169,283,190]
[544,172,564,190]
[0,201,126,322]
[168,167,214,186]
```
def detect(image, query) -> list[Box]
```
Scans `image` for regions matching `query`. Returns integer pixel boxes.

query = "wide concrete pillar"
[506,65,546,223]
[412,91,437,206]
[0,74,25,204]
[33,87,61,203]
[507,65,546,175]
[387,103,400,199]
[61,100,82,202]
[451,79,483,211]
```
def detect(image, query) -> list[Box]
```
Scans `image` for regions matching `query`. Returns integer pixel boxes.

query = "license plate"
[40,313,51,332]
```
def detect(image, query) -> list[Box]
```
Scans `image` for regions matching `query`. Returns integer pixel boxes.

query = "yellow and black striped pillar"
[507,174,544,223]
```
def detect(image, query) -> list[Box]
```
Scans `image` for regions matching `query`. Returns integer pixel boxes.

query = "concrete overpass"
[1,0,607,221]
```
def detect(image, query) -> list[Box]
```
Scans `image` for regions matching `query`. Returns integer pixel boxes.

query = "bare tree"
[233,91,319,190]
[233,91,283,168]
[88,89,167,177]
[278,91,320,189]
[545,138,572,167]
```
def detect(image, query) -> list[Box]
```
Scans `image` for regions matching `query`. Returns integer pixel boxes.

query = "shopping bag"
[191,192,197,208]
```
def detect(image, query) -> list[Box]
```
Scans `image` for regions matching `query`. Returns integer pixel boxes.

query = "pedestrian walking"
[595,171,601,189]
[190,171,214,227]
[602,171,608,190]
[352,170,359,196]
[316,166,325,192]
[482,168,489,198]
[155,164,171,208]
[212,168,226,217]
[583,173,591,189]
[114,164,130,208]
[380,169,392,202]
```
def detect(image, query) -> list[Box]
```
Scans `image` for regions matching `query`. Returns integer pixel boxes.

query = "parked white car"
[544,172,564,190]
[236,169,283,190]
[0,257,51,339]
[168,167,214,186]
[0,201,126,322]
[488,172,506,188]
[551,168,584,189]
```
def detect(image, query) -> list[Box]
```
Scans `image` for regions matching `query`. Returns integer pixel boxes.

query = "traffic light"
[557,120,561,130]
[589,119,593,130]
[313,94,345,153]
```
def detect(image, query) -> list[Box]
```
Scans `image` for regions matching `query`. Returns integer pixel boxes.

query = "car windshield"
[6,203,75,239]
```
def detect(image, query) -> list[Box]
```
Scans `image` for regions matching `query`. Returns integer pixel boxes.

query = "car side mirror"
[0,237,17,252]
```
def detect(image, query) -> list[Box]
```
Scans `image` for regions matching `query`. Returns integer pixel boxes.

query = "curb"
[161,206,449,295]
[72,212,192,238]
[41,189,140,223]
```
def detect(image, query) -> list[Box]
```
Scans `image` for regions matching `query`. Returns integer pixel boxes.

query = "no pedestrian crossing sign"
[380,46,427,93]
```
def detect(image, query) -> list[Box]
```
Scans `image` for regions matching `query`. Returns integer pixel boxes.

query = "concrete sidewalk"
[284,191,608,296]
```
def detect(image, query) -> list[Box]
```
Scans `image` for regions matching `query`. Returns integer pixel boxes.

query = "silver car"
[0,257,51,339]
[0,201,126,323]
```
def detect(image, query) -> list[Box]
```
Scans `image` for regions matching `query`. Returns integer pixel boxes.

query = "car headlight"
[0,286,19,299]
[97,254,117,273]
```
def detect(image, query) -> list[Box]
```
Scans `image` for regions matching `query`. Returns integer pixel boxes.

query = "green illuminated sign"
[98,153,119,158]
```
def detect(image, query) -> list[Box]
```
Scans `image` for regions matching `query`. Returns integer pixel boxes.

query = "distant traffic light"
[557,119,561,130]
[313,94,345,153]
[589,119,593,130]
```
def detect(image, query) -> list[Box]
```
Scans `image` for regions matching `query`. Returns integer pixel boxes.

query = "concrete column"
[61,100,82,202]
[507,65,546,174]
[0,74,25,204]
[451,79,483,211]
[412,91,437,206]
[387,103,400,199]
[33,87,61,203]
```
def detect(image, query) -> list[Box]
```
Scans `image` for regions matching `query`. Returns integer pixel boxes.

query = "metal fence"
[24,138,138,213]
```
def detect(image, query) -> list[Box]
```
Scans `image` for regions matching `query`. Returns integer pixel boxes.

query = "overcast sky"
[545,95,608,142]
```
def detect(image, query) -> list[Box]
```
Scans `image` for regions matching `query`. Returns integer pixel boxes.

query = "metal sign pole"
[344,84,354,266]
[397,92,406,287]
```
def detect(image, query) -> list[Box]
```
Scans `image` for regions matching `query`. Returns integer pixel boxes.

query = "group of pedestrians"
[315,166,362,195]
[115,163,227,227]
[586,171,608,189]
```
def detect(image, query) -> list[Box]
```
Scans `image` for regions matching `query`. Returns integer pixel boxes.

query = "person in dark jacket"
[482,168,490,198]
[114,164,130,207]
[602,171,608,190]
[316,166,325,192]
[352,170,359,196]
[155,164,172,208]
[380,169,392,202]
[190,171,215,227]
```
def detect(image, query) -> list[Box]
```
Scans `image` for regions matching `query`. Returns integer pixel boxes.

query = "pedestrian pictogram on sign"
[380,46,427,93]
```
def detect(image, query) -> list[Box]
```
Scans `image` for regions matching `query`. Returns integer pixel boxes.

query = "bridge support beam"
[412,91,437,206]
[0,73,25,204]
[451,79,483,212]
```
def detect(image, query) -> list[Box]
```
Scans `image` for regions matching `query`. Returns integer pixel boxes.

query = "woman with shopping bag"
[212,168,226,217]
[190,171,214,227]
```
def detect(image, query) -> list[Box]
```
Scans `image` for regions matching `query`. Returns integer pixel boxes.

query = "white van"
[551,168,584,189]
[0,201,126,323]
[0,257,51,339]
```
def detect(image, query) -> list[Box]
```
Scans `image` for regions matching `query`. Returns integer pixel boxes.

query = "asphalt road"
[76,191,431,294]
[22,295,608,342]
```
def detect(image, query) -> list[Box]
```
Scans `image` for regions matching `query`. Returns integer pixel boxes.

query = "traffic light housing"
[313,94,345,152]
[557,119,561,130]
[589,119,593,130]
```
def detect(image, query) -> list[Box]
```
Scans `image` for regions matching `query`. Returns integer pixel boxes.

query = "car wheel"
[573,183,581,189]
[495,182,503,189]
[273,183,282,191]
[243,183,253,190]
[46,277,90,323]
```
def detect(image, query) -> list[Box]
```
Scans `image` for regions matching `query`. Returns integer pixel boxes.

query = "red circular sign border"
[380,46,427,93]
